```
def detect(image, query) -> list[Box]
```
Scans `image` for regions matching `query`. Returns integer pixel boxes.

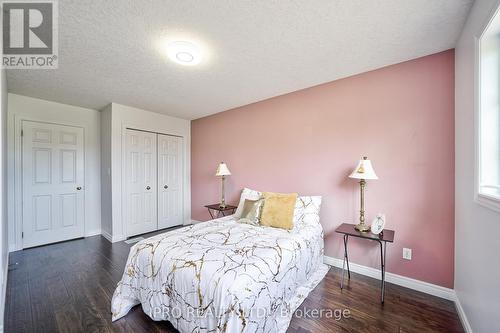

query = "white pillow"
[293,196,322,229]
[234,187,262,218]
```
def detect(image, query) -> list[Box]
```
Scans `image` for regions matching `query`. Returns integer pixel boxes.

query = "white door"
[125,129,158,236]
[158,134,183,229]
[22,121,85,248]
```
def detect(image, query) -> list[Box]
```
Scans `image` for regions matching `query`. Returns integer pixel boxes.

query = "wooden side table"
[335,223,395,303]
[204,204,237,219]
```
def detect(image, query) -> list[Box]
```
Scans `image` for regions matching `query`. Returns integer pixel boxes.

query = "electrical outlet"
[403,248,412,260]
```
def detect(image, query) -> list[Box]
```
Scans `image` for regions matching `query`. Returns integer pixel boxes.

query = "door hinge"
[21,232,23,238]
[21,129,23,137]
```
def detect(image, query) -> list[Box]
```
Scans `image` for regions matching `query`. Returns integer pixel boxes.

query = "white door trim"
[11,115,88,251]
[120,123,186,239]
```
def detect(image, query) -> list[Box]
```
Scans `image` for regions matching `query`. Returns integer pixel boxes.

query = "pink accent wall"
[191,50,455,288]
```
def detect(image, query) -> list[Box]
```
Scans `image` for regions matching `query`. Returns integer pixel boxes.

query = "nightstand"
[204,204,237,219]
[335,223,395,303]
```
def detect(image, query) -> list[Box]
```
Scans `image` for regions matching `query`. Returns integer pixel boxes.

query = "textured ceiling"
[6,0,473,120]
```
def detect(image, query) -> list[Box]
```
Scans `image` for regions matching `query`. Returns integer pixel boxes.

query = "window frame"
[474,2,500,213]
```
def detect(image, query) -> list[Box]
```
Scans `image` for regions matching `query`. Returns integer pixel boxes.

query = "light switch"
[403,248,412,260]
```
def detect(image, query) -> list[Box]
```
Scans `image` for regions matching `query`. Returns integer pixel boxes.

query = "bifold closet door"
[157,134,183,229]
[125,129,158,236]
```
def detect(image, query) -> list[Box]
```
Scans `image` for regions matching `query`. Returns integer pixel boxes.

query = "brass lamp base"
[354,222,371,232]
[354,178,371,232]
[219,175,227,209]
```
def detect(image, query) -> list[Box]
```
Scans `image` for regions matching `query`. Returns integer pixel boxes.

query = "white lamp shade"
[349,157,378,180]
[215,162,231,176]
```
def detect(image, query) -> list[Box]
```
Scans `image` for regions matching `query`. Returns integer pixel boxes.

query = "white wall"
[7,94,101,251]
[0,69,8,331]
[105,103,191,241]
[100,104,112,237]
[455,0,500,332]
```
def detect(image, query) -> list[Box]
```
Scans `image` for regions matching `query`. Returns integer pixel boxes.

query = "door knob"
[76,186,82,190]
[146,186,151,190]
[164,185,168,189]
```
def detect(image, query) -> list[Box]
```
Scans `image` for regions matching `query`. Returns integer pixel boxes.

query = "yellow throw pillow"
[260,192,298,230]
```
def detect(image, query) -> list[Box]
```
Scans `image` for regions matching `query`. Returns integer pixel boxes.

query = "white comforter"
[111,198,328,333]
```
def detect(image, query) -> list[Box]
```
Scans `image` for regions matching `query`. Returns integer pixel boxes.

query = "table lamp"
[349,156,378,232]
[215,162,231,208]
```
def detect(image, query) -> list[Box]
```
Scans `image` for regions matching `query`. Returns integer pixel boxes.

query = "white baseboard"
[113,235,126,242]
[101,230,112,242]
[85,229,101,237]
[323,256,455,300]
[454,294,473,333]
[101,230,125,243]
[324,256,473,332]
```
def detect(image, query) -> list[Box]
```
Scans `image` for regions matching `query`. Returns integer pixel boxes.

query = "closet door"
[158,134,183,229]
[22,121,85,248]
[125,129,158,236]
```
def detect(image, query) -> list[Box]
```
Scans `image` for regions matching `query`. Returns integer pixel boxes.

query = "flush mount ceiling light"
[166,41,202,66]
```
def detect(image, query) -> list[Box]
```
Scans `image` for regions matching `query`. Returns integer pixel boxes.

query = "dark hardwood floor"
[5,232,464,333]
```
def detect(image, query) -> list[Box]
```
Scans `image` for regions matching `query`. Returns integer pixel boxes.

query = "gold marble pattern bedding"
[111,196,328,333]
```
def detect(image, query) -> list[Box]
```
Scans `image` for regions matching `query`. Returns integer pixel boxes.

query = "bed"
[111,196,328,333]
